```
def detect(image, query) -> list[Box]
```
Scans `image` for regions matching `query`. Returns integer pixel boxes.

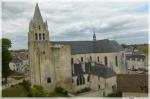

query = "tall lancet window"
[39,33,41,40]
[43,33,45,40]
[115,56,118,67]
[35,33,38,40]
[104,56,107,66]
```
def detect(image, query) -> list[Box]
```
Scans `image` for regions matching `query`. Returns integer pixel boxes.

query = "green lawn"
[2,85,69,97]
[2,85,28,97]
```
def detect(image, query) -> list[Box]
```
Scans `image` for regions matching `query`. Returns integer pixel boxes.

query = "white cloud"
[2,1,148,49]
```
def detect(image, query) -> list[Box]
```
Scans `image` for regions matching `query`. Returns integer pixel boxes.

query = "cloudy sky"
[2,1,149,50]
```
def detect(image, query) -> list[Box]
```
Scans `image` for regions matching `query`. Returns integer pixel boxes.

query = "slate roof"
[91,64,116,78]
[73,63,84,75]
[117,74,148,93]
[51,39,123,55]
[73,63,116,78]
[126,54,145,61]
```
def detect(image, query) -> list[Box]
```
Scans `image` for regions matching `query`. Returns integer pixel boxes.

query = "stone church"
[28,4,126,94]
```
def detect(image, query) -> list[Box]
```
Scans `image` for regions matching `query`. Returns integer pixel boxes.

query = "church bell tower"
[28,3,56,92]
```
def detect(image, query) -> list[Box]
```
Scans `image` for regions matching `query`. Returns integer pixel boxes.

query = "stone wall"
[29,41,56,92]
[105,76,117,95]
[72,74,89,92]
[52,45,72,92]
[90,75,116,96]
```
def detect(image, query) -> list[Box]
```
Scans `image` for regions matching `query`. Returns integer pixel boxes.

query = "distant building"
[124,48,148,73]
[117,74,148,97]
[9,58,29,74]
[126,54,146,70]
[9,58,22,73]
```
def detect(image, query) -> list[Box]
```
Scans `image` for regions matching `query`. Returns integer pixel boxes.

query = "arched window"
[43,33,45,40]
[35,33,38,40]
[115,56,118,67]
[104,56,107,66]
[77,75,85,85]
[39,33,41,40]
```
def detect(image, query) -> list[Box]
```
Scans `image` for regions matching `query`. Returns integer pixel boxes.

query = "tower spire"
[33,3,43,23]
[93,31,96,41]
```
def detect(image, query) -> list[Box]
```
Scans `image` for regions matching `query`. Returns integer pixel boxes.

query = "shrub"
[54,87,68,95]
[107,91,121,97]
[31,85,45,97]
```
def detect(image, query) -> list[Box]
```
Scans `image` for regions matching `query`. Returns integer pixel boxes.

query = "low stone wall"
[76,90,104,97]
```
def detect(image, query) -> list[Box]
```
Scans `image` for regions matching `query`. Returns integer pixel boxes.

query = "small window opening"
[47,77,51,83]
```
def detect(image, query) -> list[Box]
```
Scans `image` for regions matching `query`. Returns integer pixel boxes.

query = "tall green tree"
[2,38,12,83]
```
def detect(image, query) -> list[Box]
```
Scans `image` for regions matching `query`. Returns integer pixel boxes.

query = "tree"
[121,44,129,49]
[20,80,31,91]
[2,38,12,83]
